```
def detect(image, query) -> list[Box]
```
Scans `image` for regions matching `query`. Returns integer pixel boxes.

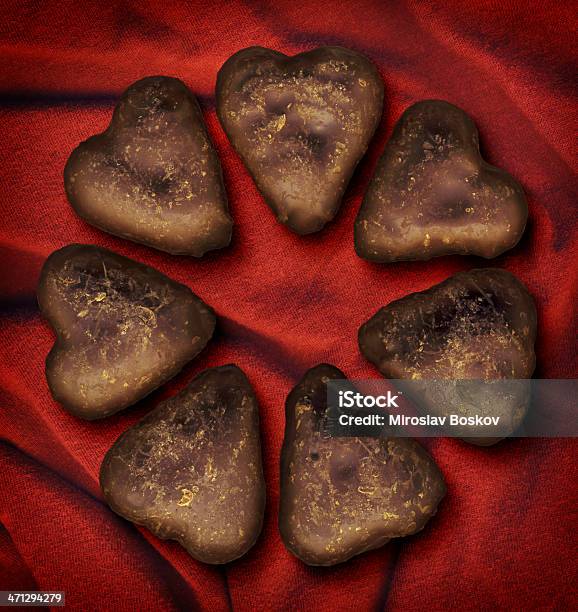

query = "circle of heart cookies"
[38,46,536,566]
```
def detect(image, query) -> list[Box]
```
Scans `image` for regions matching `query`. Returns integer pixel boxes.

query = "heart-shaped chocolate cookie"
[65,76,232,256]
[279,364,445,566]
[100,365,266,564]
[359,269,537,444]
[355,100,528,262]
[38,244,215,419]
[217,47,384,234]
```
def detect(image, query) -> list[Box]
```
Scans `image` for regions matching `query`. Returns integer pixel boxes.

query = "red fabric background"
[0,1,576,610]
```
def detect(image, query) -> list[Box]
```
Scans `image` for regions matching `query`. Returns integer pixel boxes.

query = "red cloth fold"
[0,1,576,610]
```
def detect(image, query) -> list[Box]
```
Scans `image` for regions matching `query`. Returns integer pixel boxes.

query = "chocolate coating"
[65,76,232,256]
[38,244,215,419]
[217,46,384,234]
[359,269,537,444]
[279,364,445,566]
[355,100,528,262]
[100,365,265,564]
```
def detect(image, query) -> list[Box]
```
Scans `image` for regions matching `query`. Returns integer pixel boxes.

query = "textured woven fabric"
[0,1,576,610]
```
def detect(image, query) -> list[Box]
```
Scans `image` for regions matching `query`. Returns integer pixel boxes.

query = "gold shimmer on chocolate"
[217,46,384,234]
[359,269,537,444]
[355,100,528,262]
[279,364,445,566]
[100,365,266,564]
[65,76,232,256]
[38,244,215,420]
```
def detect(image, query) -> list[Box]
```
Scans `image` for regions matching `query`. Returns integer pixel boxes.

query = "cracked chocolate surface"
[279,364,445,566]
[359,269,537,444]
[65,76,232,256]
[100,365,265,564]
[38,244,215,419]
[355,100,528,262]
[217,46,384,234]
